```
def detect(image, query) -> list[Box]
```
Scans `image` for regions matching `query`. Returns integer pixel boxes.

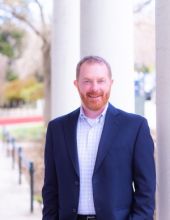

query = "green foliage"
[2,123,45,142]
[0,129,3,141]
[4,79,23,100]
[134,63,152,73]
[0,36,14,57]
[8,124,45,142]
[0,25,24,58]
[6,70,19,81]
[3,75,44,105]
[34,194,43,204]
[21,82,44,102]
[141,65,150,73]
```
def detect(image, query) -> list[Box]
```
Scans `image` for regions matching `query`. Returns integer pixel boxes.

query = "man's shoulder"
[108,103,147,123]
[48,108,80,126]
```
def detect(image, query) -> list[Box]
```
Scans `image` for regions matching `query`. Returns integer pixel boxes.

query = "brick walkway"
[0,142,42,220]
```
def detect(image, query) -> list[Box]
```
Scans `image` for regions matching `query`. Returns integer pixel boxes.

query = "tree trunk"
[42,41,51,125]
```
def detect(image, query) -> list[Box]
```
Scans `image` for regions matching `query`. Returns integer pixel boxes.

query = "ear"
[74,80,78,88]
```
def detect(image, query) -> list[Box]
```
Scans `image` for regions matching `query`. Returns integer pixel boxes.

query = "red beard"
[80,91,110,111]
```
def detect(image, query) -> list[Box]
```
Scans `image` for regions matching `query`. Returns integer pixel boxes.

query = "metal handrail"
[2,128,35,213]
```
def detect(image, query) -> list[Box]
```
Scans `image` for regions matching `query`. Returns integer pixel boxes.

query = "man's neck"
[81,104,108,119]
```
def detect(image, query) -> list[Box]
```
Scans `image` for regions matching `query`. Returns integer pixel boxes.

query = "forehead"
[79,62,109,78]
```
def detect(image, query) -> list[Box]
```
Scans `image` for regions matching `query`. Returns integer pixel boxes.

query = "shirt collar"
[79,103,108,125]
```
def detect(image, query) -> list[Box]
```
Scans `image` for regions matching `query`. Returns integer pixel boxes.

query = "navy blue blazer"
[42,104,156,220]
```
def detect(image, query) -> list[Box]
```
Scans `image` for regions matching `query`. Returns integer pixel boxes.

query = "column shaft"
[80,0,134,112]
[51,0,80,118]
[156,0,170,219]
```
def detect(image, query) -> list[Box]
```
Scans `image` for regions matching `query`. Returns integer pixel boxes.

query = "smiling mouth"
[88,95,101,98]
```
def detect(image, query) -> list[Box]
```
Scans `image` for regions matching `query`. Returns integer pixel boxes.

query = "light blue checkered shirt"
[77,104,108,214]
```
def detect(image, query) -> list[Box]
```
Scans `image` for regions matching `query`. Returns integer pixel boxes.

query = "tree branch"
[133,0,153,13]
[33,0,46,26]
[0,4,47,44]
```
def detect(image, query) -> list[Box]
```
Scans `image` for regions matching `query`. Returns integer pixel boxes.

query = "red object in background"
[0,116,43,125]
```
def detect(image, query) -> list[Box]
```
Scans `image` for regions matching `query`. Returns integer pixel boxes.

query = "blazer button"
[72,208,77,213]
[75,181,79,186]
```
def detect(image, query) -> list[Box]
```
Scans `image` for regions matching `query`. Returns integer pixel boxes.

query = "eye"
[98,79,105,84]
[83,80,91,84]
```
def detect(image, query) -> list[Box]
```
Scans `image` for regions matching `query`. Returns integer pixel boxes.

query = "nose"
[91,81,98,91]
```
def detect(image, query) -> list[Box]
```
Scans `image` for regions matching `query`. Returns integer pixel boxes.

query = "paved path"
[0,142,42,220]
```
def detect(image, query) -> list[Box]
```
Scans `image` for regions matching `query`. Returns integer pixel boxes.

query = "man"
[42,56,156,220]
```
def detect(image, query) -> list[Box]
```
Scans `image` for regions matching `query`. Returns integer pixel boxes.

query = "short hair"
[76,55,112,79]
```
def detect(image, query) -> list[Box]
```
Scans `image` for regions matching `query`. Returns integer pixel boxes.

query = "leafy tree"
[0,35,13,57]
[0,0,51,123]
[0,24,24,58]
[3,75,44,106]
[4,79,23,104]
[21,75,44,102]
[6,69,19,81]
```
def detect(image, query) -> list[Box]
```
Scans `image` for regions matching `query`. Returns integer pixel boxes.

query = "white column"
[51,0,80,118]
[80,0,134,112]
[156,0,170,219]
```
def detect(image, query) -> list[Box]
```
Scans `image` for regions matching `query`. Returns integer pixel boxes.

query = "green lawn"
[0,123,46,142]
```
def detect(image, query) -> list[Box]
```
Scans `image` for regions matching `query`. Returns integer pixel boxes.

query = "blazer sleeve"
[130,118,156,220]
[42,122,59,220]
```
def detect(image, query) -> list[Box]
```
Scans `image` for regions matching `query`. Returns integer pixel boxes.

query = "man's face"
[74,62,113,112]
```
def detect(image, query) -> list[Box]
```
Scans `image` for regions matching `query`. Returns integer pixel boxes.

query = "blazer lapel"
[93,104,120,174]
[63,109,80,177]
[63,105,120,177]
